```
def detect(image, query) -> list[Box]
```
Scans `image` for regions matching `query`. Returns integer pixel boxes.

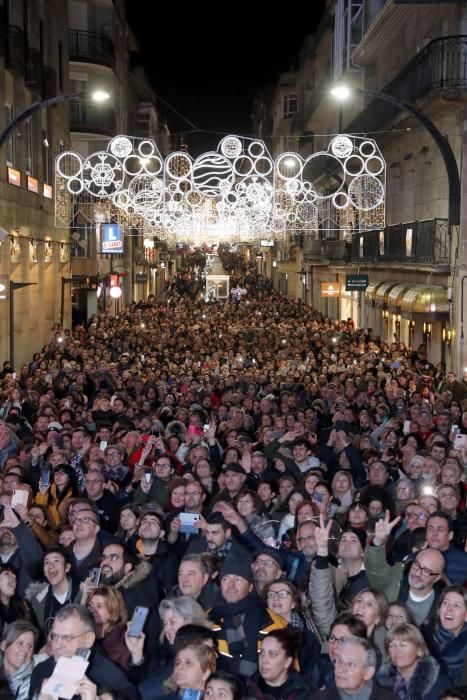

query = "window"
[332,0,364,80]
[282,94,298,119]
[25,118,33,174]
[4,103,14,165]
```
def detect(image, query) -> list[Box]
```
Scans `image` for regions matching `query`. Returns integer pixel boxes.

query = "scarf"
[393,673,410,700]
[212,592,262,665]
[434,623,467,685]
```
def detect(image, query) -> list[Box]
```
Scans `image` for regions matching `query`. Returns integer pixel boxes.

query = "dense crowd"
[0,249,466,700]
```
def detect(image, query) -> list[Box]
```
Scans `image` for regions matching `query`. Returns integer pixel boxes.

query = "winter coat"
[376,656,452,700]
[311,681,396,700]
[251,670,314,700]
[25,579,80,634]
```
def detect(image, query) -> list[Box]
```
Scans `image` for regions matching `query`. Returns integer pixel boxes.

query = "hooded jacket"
[376,656,451,700]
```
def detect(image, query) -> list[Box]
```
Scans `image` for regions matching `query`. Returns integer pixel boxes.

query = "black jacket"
[251,671,314,700]
[29,648,136,699]
[311,681,396,700]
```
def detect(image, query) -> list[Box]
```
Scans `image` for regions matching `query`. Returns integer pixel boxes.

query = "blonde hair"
[385,623,429,658]
[164,643,217,692]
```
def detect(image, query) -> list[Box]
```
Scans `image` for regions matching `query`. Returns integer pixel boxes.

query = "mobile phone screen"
[128,606,149,637]
[90,567,101,586]
[100,440,108,451]
[41,470,51,487]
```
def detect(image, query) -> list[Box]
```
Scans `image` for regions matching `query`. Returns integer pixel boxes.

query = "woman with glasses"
[263,579,321,684]
[376,623,451,700]
[34,463,79,527]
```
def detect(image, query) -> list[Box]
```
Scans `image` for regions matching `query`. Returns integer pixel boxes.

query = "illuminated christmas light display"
[55,134,386,244]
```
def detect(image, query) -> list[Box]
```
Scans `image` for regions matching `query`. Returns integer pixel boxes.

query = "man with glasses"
[29,604,135,697]
[66,501,102,582]
[251,549,284,593]
[133,453,175,507]
[84,470,119,534]
[364,510,445,626]
[103,443,131,488]
[390,502,429,562]
[311,636,393,700]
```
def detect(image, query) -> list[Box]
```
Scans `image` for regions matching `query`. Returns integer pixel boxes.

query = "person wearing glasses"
[66,501,102,582]
[364,510,446,628]
[84,470,119,534]
[311,636,395,700]
[28,604,135,698]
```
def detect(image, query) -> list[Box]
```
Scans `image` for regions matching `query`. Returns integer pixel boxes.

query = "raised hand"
[373,510,401,546]
[314,514,333,556]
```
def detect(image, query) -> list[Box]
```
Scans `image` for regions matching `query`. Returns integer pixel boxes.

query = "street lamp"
[329,85,460,229]
[0,89,110,150]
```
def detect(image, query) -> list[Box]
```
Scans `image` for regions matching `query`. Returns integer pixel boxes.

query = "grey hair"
[180,553,210,575]
[54,603,96,634]
[340,635,377,668]
[159,596,209,642]
[1,620,38,648]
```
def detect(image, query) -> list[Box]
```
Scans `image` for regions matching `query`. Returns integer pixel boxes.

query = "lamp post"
[0,89,110,149]
[329,85,460,230]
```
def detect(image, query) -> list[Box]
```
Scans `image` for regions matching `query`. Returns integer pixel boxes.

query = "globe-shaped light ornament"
[109,286,122,299]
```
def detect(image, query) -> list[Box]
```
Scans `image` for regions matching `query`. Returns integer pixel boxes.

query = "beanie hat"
[343,527,367,552]
[220,553,254,583]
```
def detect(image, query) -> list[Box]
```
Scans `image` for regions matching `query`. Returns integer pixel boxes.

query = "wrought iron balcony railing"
[68,29,115,70]
[70,101,116,136]
[351,218,449,265]
[346,36,467,133]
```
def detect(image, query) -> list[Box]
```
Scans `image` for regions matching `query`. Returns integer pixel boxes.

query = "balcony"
[70,100,116,136]
[5,25,25,74]
[25,48,43,90]
[351,218,449,266]
[346,36,467,133]
[68,29,115,70]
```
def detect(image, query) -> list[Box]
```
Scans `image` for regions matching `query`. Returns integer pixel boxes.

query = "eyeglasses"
[254,558,279,569]
[411,560,441,577]
[73,516,98,526]
[186,490,203,497]
[297,534,315,544]
[266,590,291,599]
[50,631,88,643]
[155,462,171,469]
[406,511,427,520]
[85,479,103,486]
[106,452,120,458]
[332,656,366,671]
[327,633,346,644]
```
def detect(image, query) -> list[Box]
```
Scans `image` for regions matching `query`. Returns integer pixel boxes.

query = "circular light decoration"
[348,174,385,211]
[166,152,192,180]
[220,136,242,159]
[82,152,123,197]
[233,155,254,177]
[67,177,84,194]
[276,153,302,180]
[248,141,265,158]
[192,152,234,197]
[302,152,345,199]
[333,191,350,209]
[253,156,273,176]
[365,156,385,176]
[330,135,353,158]
[109,286,122,299]
[344,154,365,177]
[138,140,155,157]
[359,140,376,157]
[109,136,133,158]
[56,151,83,178]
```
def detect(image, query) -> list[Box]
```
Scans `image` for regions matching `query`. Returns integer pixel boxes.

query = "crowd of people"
[0,248,466,700]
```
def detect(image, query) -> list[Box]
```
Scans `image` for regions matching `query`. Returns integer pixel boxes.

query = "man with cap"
[251,548,284,593]
[209,462,247,508]
[210,552,288,678]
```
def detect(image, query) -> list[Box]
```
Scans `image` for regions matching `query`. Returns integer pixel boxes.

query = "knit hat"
[220,553,254,583]
[342,527,367,552]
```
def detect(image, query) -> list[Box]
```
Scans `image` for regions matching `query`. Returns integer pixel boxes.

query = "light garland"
[55,134,386,244]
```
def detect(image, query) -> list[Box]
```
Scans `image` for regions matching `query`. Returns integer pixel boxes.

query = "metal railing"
[346,36,467,133]
[68,29,115,69]
[70,101,116,136]
[351,218,449,264]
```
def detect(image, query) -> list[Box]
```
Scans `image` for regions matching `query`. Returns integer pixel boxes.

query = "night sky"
[126,3,326,154]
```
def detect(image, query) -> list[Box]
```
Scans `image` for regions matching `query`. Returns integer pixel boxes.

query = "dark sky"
[126,3,326,153]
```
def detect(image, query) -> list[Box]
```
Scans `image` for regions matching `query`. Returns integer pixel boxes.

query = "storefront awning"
[401,285,449,319]
[387,283,414,314]
[374,281,399,309]
[364,282,384,307]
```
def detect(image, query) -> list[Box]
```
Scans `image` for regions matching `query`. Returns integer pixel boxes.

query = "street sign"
[346,274,369,291]
[101,224,123,254]
[0,275,8,300]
